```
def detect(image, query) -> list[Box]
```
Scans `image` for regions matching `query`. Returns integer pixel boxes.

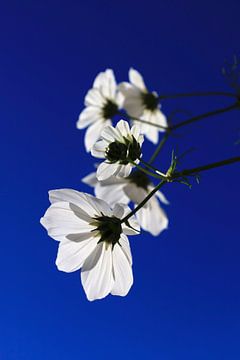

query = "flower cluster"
[41,68,169,301]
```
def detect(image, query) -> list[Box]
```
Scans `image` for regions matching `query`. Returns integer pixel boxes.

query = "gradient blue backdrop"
[1,1,240,359]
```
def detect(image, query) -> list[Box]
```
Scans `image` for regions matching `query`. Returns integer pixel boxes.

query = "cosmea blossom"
[83,170,169,236]
[40,189,139,301]
[91,119,144,181]
[77,69,122,152]
[119,68,168,144]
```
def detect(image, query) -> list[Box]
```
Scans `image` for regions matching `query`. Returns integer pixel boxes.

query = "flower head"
[77,69,123,152]
[91,120,144,181]
[83,169,169,236]
[119,68,168,144]
[40,189,139,301]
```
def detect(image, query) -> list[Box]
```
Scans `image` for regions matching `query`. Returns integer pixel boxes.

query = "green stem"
[172,156,240,179]
[132,161,163,179]
[121,181,166,223]
[171,102,238,130]
[122,156,240,223]
[148,132,170,164]
[159,91,237,100]
[139,158,167,178]
[121,102,238,132]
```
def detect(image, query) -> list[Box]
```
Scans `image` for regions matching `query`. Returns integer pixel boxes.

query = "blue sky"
[1,1,240,359]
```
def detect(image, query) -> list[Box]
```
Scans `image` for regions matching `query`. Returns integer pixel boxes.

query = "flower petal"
[123,183,148,205]
[116,120,130,138]
[76,106,101,129]
[129,68,147,92]
[85,88,105,107]
[81,242,114,301]
[40,201,93,242]
[55,237,98,273]
[96,161,120,181]
[121,205,140,235]
[85,119,111,152]
[91,139,107,158]
[111,242,133,296]
[95,182,129,207]
[136,196,168,236]
[49,189,112,218]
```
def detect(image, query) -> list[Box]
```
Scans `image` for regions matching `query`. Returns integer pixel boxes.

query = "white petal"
[85,88,105,107]
[129,68,147,92]
[136,196,168,236]
[116,120,130,138]
[93,69,117,100]
[111,243,133,296]
[119,83,144,118]
[95,182,129,207]
[91,139,108,158]
[76,106,101,129]
[123,183,148,205]
[154,109,168,132]
[112,203,125,218]
[81,242,114,301]
[55,237,98,273]
[131,124,141,140]
[116,164,132,178]
[96,161,120,181]
[85,119,111,152]
[40,201,93,242]
[119,233,133,265]
[49,189,112,218]
[101,125,123,143]
[155,190,170,205]
[82,172,98,187]
[121,205,140,235]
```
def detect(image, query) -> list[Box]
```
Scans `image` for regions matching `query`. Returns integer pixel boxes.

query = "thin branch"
[148,132,170,164]
[172,156,240,179]
[171,102,238,130]
[121,181,166,223]
[121,156,240,222]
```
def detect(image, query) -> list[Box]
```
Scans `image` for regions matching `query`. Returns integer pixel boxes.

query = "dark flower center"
[142,92,159,111]
[93,216,122,248]
[102,100,119,119]
[106,137,141,164]
[127,170,151,190]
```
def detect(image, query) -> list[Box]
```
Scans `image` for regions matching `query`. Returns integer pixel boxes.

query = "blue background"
[1,1,240,359]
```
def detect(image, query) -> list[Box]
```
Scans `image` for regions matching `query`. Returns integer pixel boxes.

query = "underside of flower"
[92,215,122,248]
[127,170,151,190]
[102,99,119,119]
[142,92,159,111]
[106,136,141,164]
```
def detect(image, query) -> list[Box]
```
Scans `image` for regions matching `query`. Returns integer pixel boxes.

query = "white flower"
[40,189,139,301]
[119,68,168,144]
[77,69,123,152]
[91,119,144,181]
[82,170,169,236]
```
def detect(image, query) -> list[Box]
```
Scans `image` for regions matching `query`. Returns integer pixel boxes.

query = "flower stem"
[170,102,238,130]
[159,91,237,100]
[121,181,166,223]
[139,158,167,178]
[148,132,170,164]
[122,156,240,222]
[171,156,240,179]
[131,161,163,179]
[122,102,238,131]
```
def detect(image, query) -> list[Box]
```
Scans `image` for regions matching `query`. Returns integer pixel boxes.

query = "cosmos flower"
[82,169,169,236]
[76,69,123,152]
[91,119,144,181]
[40,189,139,301]
[119,68,168,144]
